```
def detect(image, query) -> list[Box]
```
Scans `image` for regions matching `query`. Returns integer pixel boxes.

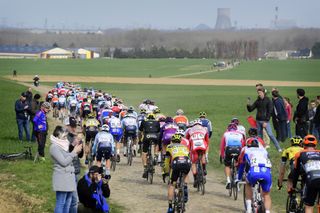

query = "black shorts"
[58,103,66,110]
[96,146,112,162]
[142,133,159,153]
[224,146,241,167]
[85,129,98,143]
[170,157,191,184]
[303,173,320,206]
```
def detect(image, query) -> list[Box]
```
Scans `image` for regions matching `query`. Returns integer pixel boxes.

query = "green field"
[1,58,320,82]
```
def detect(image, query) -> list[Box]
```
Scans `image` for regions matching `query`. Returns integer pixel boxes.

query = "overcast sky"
[1,0,319,29]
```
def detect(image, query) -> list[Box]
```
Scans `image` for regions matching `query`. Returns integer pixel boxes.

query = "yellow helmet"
[147,113,156,120]
[290,136,302,146]
[171,133,182,143]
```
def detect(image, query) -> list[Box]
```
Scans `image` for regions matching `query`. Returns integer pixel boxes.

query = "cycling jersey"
[173,115,189,130]
[108,116,123,141]
[220,130,245,159]
[164,143,191,184]
[92,131,115,153]
[160,122,179,145]
[121,116,138,135]
[185,125,209,152]
[238,146,272,192]
[139,119,160,153]
[281,146,303,167]
[292,149,320,206]
[83,118,100,130]
[199,118,213,138]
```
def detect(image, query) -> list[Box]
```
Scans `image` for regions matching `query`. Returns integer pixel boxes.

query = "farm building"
[289,48,312,59]
[41,48,73,59]
[0,45,49,59]
[264,51,292,60]
[76,48,100,59]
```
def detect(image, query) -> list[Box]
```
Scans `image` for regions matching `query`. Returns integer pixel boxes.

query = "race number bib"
[305,160,320,173]
[191,133,205,147]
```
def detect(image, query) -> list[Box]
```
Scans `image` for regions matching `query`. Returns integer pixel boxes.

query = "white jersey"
[58,96,66,104]
[223,131,243,147]
[109,116,122,129]
[93,131,115,150]
[243,147,271,168]
[121,116,138,128]
[237,125,246,138]
[139,103,158,114]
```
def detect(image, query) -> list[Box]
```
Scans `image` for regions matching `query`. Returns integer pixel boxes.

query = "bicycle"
[173,171,187,213]
[52,105,59,119]
[146,138,157,184]
[243,180,265,213]
[284,179,304,213]
[126,136,133,166]
[0,146,32,160]
[195,150,205,195]
[110,154,117,172]
[229,153,239,200]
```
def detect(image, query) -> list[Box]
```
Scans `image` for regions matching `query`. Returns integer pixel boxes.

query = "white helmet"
[176,129,185,136]
[176,109,184,115]
[101,124,110,132]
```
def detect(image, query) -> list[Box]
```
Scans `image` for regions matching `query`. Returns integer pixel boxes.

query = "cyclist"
[58,94,67,119]
[92,124,115,180]
[160,117,179,163]
[163,134,191,213]
[82,113,100,164]
[138,108,147,154]
[81,98,92,119]
[185,119,209,187]
[139,113,160,178]
[173,109,189,130]
[176,129,190,151]
[68,97,78,117]
[108,115,123,162]
[291,135,320,213]
[99,105,113,125]
[154,108,166,124]
[237,138,272,213]
[121,113,138,157]
[199,112,213,138]
[126,106,138,118]
[220,123,245,189]
[52,94,59,117]
[246,127,266,148]
[277,136,303,192]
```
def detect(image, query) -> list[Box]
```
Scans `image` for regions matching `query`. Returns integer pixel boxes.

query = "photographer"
[77,165,110,213]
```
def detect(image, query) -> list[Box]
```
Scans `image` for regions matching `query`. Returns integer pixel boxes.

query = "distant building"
[264,51,291,60]
[289,48,312,59]
[0,45,49,59]
[41,47,73,59]
[215,8,232,30]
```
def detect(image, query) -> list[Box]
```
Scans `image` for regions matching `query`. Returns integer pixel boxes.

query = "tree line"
[108,40,258,59]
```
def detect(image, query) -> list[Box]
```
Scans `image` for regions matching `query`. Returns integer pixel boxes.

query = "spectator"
[25,87,33,105]
[271,90,287,142]
[15,92,30,142]
[65,116,83,213]
[293,88,309,138]
[247,88,282,152]
[30,94,41,142]
[13,69,17,77]
[284,97,293,138]
[33,102,50,161]
[313,96,320,141]
[77,165,110,213]
[308,100,317,134]
[50,125,82,213]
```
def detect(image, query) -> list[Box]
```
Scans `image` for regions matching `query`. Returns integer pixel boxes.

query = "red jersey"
[185,125,209,152]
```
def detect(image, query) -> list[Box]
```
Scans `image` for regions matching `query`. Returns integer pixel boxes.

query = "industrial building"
[0,45,49,59]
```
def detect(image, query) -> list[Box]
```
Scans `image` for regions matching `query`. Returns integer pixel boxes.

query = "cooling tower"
[215,8,232,30]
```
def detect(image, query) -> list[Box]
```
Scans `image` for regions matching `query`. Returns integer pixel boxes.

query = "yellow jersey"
[164,143,189,174]
[281,146,303,164]
[83,118,100,128]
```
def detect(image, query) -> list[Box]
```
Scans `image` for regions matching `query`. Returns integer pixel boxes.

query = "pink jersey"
[180,137,191,152]
[186,125,209,152]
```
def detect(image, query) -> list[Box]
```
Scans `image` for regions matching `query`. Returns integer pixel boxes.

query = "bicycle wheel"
[147,150,154,184]
[232,160,238,200]
[197,160,205,195]
[243,184,247,211]
[111,156,116,171]
[127,137,133,166]
[88,139,94,169]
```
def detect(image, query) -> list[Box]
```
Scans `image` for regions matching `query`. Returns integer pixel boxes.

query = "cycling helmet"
[246,138,259,148]
[128,106,134,112]
[171,134,182,143]
[188,120,195,127]
[303,135,318,147]
[176,129,185,136]
[176,109,184,115]
[199,112,207,118]
[227,123,237,131]
[154,108,161,114]
[290,136,303,146]
[140,108,146,113]
[158,116,166,122]
[193,119,202,126]
[165,117,173,123]
[231,118,239,125]
[147,113,156,120]
[248,128,258,137]
[101,124,110,132]
[88,113,95,118]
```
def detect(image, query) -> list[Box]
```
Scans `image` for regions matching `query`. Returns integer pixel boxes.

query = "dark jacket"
[77,174,110,210]
[15,99,29,120]
[30,99,40,118]
[247,96,273,122]
[293,96,309,123]
[25,91,33,104]
[314,105,320,126]
[272,97,288,121]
